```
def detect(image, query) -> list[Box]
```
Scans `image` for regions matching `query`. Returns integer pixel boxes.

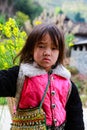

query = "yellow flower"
[0,18,27,69]
[17,38,25,47]
[0,45,6,53]
[21,31,27,38]
[34,20,42,25]
[7,39,13,45]
[5,31,12,38]
[3,62,9,68]
[69,43,74,47]
[13,27,19,36]
[6,18,16,27]
[0,23,3,31]
[3,26,12,38]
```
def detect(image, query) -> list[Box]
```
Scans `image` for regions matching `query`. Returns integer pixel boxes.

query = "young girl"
[0,23,84,130]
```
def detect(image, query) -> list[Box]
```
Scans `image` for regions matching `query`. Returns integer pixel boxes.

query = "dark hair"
[16,23,65,67]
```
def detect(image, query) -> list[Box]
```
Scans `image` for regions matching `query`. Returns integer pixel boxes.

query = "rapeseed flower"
[69,43,74,47]
[0,23,3,31]
[13,27,19,36]
[0,45,6,54]
[34,20,42,25]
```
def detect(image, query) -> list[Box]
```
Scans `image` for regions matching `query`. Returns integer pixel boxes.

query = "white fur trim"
[53,65,71,79]
[19,62,71,79]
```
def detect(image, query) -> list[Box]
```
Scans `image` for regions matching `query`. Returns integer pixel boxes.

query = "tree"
[0,0,43,22]
[14,0,43,21]
[0,0,15,18]
[74,12,85,22]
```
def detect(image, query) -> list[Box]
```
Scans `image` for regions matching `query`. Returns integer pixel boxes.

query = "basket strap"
[39,70,52,110]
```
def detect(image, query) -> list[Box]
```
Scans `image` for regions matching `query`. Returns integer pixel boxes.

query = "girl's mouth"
[43,58,51,62]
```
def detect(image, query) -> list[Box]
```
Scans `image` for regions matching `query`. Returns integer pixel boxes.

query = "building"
[70,40,87,75]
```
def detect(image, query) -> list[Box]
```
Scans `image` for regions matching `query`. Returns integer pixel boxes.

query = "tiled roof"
[74,39,87,45]
[71,22,87,35]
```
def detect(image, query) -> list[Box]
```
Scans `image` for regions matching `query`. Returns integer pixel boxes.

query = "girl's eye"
[38,44,45,48]
[52,47,57,50]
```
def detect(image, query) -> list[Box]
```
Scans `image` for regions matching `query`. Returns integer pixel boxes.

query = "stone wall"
[70,45,87,75]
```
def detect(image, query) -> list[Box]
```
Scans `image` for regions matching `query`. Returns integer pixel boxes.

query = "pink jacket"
[15,62,71,126]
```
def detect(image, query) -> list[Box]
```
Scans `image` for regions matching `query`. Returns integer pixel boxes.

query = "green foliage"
[0,98,7,105]
[67,66,79,75]
[74,12,85,22]
[0,14,6,24]
[30,1,43,21]
[65,34,74,47]
[14,11,30,28]
[54,7,63,15]
[14,0,43,21]
[64,34,74,57]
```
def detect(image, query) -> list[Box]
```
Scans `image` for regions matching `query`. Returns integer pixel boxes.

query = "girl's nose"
[43,48,51,56]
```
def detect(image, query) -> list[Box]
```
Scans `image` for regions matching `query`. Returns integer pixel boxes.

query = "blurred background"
[0,0,87,129]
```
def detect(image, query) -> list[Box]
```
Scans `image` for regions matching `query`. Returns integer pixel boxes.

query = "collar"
[19,62,71,79]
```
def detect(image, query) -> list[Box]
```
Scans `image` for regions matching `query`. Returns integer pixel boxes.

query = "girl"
[0,23,84,130]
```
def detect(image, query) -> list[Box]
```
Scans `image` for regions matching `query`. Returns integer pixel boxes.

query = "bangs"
[48,31,59,48]
[32,23,61,48]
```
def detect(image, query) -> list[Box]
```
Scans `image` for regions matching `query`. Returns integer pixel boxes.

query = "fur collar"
[19,62,71,79]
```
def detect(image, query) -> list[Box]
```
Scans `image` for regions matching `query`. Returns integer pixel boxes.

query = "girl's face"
[34,33,59,71]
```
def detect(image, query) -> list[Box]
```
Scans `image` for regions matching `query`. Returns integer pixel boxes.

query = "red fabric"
[19,74,70,126]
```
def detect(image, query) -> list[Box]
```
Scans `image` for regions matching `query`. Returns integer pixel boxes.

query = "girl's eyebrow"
[37,41,47,44]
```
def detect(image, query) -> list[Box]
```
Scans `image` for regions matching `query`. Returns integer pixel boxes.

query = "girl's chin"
[37,63,52,71]
[43,66,52,71]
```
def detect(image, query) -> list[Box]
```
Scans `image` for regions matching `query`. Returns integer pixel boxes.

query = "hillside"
[36,0,87,8]
[61,1,87,22]
[35,0,87,22]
